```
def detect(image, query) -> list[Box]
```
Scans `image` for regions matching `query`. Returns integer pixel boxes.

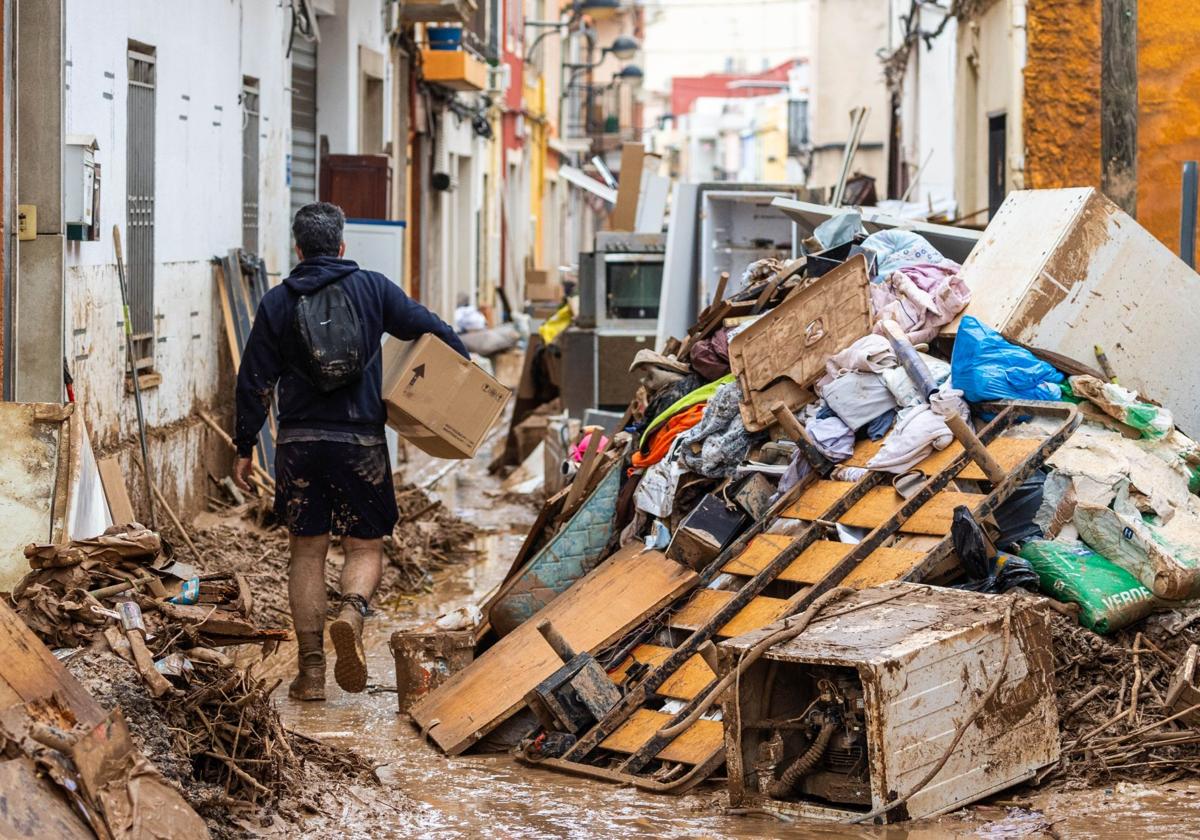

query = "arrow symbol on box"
[407,364,426,389]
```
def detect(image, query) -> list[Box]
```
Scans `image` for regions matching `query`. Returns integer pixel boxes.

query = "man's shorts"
[273,441,399,538]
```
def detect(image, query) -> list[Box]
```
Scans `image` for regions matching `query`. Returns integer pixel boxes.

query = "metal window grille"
[126,46,156,355]
[242,78,260,254]
[290,37,318,264]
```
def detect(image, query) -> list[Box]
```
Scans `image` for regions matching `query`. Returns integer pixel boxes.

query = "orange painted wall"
[1136,0,1200,253]
[1023,0,1102,191]
[1022,0,1200,253]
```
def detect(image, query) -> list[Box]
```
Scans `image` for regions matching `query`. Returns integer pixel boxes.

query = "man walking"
[233,202,468,700]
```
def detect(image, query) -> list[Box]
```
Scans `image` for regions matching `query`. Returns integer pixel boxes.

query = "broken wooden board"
[845,434,1042,479]
[669,589,792,638]
[97,457,136,525]
[0,599,106,724]
[610,645,715,702]
[728,255,871,432]
[600,708,724,765]
[725,539,926,588]
[840,488,985,535]
[411,544,698,755]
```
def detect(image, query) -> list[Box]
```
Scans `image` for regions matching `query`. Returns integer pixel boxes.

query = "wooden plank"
[722,533,794,577]
[842,546,931,588]
[1101,0,1138,215]
[214,262,241,370]
[609,644,715,702]
[726,538,927,587]
[0,600,106,726]
[847,434,1041,479]
[96,457,136,525]
[779,480,854,521]
[839,487,985,535]
[610,142,645,232]
[411,545,698,755]
[600,708,724,765]
[669,589,791,638]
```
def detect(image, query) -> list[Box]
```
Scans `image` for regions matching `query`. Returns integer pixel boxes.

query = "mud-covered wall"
[1022,0,1200,252]
[1022,0,1101,191]
[1136,0,1200,253]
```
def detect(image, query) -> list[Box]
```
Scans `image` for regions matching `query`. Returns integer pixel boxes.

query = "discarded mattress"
[489,465,622,636]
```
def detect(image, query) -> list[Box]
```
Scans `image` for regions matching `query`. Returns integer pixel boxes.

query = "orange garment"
[630,403,707,470]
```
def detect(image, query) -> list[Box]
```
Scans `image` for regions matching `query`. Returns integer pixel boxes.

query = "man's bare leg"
[329,536,382,692]
[288,533,331,700]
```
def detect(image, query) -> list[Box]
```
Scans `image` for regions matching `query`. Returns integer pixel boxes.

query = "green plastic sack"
[1062,376,1173,439]
[1019,539,1163,634]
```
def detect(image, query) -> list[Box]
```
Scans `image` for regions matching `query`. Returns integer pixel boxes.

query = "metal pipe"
[1181,161,1197,268]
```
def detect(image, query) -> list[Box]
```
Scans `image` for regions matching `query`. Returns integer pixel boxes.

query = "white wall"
[63,1,291,488]
[315,0,392,156]
[808,0,891,190]
[60,0,389,515]
[893,1,957,209]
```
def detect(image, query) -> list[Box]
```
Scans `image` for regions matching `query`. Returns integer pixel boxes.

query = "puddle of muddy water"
[272,448,1200,839]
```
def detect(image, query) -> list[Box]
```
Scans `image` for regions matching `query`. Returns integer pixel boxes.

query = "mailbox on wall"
[65,134,100,241]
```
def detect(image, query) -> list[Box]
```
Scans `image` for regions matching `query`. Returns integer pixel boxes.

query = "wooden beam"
[1101,0,1138,215]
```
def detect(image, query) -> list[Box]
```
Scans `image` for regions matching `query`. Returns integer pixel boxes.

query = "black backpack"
[292,282,365,392]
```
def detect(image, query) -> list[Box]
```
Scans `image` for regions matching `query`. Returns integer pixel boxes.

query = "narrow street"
[266,441,1200,840]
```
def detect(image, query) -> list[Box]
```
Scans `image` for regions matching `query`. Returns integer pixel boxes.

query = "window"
[126,41,156,364]
[787,99,809,157]
[290,36,318,265]
[242,77,260,254]
[359,46,385,155]
[988,112,1007,219]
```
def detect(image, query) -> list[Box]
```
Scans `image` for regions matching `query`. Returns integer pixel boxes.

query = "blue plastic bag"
[951,316,1064,403]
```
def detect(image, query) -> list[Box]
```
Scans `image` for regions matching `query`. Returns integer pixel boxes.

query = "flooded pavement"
[268,447,1200,839]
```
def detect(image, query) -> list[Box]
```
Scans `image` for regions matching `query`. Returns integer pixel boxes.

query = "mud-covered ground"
[237,428,1199,838]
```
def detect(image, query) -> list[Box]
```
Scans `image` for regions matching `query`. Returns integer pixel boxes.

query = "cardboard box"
[525,268,563,302]
[381,335,511,459]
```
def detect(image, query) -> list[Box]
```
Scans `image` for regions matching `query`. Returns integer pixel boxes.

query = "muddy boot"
[288,631,326,701]
[330,595,369,693]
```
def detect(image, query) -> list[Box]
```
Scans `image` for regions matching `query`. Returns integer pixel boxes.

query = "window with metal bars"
[126,42,156,365]
[242,77,260,254]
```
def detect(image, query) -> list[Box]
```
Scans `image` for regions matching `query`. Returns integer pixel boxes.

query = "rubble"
[406,186,1200,826]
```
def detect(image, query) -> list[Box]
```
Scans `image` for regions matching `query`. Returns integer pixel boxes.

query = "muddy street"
[262,448,1200,840]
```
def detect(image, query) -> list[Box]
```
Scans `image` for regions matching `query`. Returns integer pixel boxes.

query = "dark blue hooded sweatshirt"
[234,256,468,457]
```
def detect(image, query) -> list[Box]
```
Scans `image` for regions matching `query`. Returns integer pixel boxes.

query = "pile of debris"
[402,187,1200,825]
[189,478,479,622]
[6,521,417,837]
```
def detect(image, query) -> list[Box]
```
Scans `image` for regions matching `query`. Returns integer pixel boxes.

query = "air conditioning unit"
[721,582,1059,824]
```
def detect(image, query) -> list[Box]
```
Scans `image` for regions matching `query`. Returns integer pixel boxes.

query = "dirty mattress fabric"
[677,380,764,478]
[631,403,707,470]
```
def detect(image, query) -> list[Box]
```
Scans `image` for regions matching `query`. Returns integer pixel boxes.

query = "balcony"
[421,48,488,92]
[396,0,477,24]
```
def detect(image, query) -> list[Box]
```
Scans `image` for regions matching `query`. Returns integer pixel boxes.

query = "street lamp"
[615,64,644,89]
[577,0,620,17]
[608,35,639,62]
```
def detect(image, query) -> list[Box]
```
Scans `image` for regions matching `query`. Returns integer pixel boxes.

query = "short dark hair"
[293,202,345,258]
